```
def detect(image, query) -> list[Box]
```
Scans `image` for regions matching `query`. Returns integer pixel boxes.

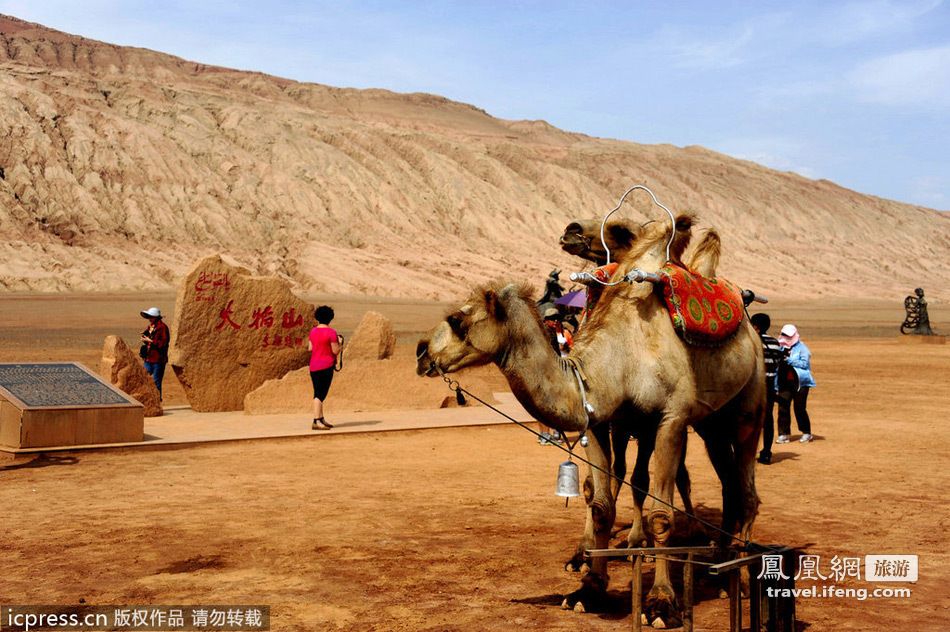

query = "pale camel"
[416,217,764,627]
[557,215,724,554]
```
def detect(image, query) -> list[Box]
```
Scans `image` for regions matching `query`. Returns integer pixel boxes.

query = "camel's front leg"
[566,422,613,573]
[628,425,654,548]
[561,422,615,612]
[643,419,687,629]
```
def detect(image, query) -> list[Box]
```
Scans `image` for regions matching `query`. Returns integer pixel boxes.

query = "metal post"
[778,551,796,632]
[683,552,694,632]
[632,553,643,632]
[730,571,741,632]
[752,576,763,631]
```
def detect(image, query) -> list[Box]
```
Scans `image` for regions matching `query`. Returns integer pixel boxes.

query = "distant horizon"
[1,1,948,211]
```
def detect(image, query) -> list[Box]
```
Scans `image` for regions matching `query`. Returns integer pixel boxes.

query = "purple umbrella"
[554,290,587,308]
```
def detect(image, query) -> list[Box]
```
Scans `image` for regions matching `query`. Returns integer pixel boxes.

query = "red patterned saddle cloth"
[658,264,744,344]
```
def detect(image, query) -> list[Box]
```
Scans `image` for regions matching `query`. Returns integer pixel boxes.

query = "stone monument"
[169,254,314,412]
[0,362,144,449]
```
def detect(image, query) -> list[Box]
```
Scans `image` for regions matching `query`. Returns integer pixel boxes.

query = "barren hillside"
[1,14,948,301]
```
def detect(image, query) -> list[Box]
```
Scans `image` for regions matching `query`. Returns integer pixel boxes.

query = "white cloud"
[655,12,792,71]
[849,45,950,106]
[815,0,944,46]
[908,175,949,208]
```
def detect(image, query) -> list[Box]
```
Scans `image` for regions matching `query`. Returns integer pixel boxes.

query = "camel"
[416,216,765,627]
[557,215,725,553]
[560,216,722,277]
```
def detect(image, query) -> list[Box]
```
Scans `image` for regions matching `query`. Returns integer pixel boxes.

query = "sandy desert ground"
[0,293,948,632]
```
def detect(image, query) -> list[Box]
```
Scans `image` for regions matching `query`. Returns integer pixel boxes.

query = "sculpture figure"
[538,269,565,306]
[901,288,936,335]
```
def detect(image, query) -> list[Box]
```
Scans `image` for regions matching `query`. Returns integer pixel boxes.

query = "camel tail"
[685,229,721,277]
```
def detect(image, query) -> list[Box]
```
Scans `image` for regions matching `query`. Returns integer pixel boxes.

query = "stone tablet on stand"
[0,362,144,449]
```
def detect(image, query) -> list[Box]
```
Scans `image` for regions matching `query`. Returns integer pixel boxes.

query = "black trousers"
[760,389,777,455]
[777,387,811,435]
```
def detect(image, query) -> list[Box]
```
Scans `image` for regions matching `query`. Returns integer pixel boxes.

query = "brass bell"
[555,460,581,498]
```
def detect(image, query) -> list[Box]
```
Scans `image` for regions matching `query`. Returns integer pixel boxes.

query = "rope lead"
[442,378,768,551]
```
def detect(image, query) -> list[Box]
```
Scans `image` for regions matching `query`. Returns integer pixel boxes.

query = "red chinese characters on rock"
[214,300,242,331]
[262,334,304,349]
[249,306,275,329]
[281,308,304,329]
[211,301,306,349]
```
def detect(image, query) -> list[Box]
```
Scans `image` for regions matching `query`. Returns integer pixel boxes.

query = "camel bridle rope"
[428,360,777,552]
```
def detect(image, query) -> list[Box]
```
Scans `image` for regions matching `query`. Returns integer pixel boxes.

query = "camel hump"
[668,213,695,266]
[684,229,721,278]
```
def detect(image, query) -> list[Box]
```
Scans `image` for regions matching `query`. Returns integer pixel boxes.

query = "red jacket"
[142,320,170,364]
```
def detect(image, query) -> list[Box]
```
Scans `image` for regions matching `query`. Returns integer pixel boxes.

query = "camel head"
[416,281,539,377]
[560,213,695,267]
[559,219,636,264]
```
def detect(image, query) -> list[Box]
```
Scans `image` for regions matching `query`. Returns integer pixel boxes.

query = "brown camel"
[560,216,722,276]
[557,215,724,554]
[417,217,764,627]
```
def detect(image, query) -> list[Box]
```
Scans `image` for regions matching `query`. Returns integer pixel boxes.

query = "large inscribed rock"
[170,254,313,411]
[100,335,163,417]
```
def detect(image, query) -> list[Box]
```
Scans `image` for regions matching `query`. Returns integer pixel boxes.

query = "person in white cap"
[140,307,170,398]
[775,324,816,444]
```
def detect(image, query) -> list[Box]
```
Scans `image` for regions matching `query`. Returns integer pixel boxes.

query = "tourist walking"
[751,313,783,464]
[140,307,170,399]
[308,305,341,430]
[775,324,816,444]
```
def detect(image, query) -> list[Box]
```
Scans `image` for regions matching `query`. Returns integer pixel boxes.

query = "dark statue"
[901,288,936,335]
[538,269,565,306]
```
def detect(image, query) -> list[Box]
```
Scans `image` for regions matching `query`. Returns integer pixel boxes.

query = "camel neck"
[498,314,589,433]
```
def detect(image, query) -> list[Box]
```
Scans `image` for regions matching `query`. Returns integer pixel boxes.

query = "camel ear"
[606,222,636,250]
[484,289,506,320]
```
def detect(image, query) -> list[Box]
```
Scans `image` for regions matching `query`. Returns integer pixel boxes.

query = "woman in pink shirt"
[308,305,341,430]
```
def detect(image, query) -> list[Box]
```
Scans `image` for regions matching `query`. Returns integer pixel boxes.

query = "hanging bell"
[455,389,467,406]
[555,460,581,498]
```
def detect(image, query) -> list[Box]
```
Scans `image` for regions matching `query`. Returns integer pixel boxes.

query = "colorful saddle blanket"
[658,264,744,345]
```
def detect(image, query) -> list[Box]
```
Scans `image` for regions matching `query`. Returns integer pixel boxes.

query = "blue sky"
[3,1,949,209]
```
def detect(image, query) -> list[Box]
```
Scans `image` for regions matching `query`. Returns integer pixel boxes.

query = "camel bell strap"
[563,357,594,426]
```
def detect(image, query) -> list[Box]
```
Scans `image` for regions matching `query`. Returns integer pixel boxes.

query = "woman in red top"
[308,305,341,430]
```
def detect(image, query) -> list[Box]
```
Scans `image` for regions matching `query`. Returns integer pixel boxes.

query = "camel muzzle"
[415,340,437,377]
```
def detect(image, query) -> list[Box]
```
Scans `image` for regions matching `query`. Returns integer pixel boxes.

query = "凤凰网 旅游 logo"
[865,555,918,582]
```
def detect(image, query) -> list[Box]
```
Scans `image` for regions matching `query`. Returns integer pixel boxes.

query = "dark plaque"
[0,363,132,408]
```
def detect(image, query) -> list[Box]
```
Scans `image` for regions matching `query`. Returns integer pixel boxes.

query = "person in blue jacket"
[774,324,816,444]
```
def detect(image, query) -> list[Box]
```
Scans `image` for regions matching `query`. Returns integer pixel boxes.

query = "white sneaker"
[799,433,814,443]
[775,435,790,444]
[538,433,551,445]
